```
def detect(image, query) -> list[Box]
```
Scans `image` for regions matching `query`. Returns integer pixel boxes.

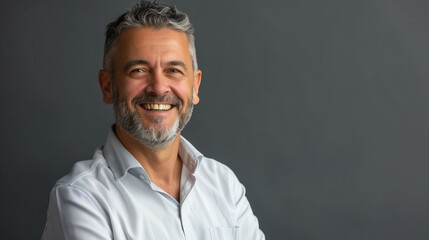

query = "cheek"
[172,83,193,103]
[120,81,146,102]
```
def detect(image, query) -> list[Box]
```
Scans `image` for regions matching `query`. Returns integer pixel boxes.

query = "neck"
[114,125,182,186]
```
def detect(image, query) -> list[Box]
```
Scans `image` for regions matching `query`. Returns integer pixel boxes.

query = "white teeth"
[143,103,172,110]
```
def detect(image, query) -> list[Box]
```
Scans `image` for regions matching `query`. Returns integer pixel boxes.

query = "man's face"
[101,27,201,149]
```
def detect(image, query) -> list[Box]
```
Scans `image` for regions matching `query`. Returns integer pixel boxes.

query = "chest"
[96,176,238,240]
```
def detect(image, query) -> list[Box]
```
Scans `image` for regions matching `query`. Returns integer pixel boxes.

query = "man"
[42,1,265,239]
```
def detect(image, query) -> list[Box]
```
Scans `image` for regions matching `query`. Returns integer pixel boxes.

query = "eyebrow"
[123,59,188,72]
[166,61,187,71]
[123,60,150,72]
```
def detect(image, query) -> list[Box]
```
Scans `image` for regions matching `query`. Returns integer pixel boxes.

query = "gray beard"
[113,87,194,150]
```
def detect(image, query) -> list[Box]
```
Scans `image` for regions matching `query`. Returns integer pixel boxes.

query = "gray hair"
[103,1,198,73]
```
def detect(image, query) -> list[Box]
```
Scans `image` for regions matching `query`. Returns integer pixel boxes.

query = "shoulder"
[180,136,240,185]
[199,157,236,176]
[198,157,242,190]
[53,147,113,193]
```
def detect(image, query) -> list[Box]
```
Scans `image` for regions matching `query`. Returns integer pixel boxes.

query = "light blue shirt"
[42,129,265,240]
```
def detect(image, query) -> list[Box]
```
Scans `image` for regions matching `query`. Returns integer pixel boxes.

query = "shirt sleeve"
[42,185,112,240]
[234,180,266,240]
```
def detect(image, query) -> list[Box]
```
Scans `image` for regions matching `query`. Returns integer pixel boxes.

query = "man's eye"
[169,69,181,73]
[129,68,148,78]
[131,68,144,73]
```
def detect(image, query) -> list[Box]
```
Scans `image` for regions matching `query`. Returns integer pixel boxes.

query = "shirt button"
[140,175,145,180]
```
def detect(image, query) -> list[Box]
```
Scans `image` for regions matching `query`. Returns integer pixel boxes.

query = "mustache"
[131,93,183,110]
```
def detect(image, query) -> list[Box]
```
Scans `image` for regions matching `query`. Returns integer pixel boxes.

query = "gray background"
[1,0,428,239]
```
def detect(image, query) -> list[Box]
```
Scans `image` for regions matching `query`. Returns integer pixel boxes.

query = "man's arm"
[234,178,266,239]
[42,185,112,240]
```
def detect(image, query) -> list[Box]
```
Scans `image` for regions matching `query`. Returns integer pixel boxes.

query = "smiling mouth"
[140,103,173,111]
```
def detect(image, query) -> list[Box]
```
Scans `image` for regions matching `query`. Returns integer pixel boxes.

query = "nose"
[145,69,170,96]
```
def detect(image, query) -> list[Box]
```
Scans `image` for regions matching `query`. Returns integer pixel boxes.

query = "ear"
[98,70,114,104]
[192,70,202,105]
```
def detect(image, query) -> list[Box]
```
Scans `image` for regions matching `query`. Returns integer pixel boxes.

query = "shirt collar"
[179,135,204,174]
[103,127,142,180]
[103,127,203,181]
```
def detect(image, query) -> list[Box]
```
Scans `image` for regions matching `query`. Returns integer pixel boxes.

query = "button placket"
[180,200,196,240]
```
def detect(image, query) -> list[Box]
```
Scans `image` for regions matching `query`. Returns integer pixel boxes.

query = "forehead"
[115,27,190,60]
